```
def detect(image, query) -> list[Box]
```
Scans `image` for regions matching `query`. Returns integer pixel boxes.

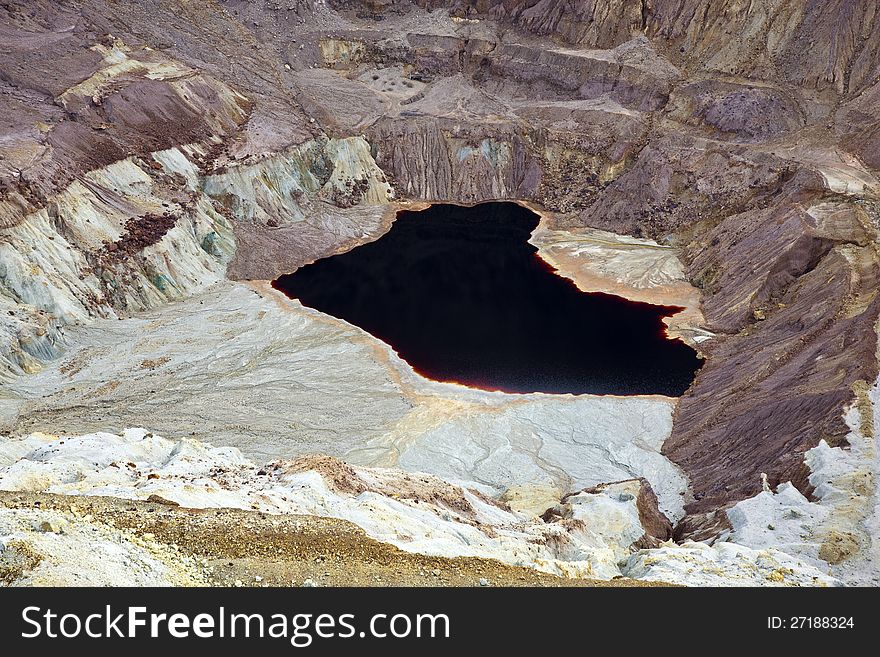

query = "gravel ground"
[0,491,665,587]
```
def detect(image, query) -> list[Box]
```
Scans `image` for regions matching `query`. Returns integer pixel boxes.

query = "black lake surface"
[272,202,702,396]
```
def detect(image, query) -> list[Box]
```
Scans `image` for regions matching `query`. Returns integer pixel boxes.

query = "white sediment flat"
[7,281,689,520]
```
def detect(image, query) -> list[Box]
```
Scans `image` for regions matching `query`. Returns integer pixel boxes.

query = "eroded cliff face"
[1,0,879,583]
[0,25,391,375]
[415,0,880,95]
[0,131,391,378]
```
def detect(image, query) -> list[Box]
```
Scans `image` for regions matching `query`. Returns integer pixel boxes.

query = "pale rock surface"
[0,132,392,378]
[529,220,711,347]
[0,148,235,378]
[377,393,687,520]
[0,429,842,586]
[725,371,880,585]
[0,506,207,586]
[726,483,829,563]
[622,541,840,587]
[0,428,654,580]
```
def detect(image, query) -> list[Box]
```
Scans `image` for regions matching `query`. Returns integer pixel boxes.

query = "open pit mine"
[0,0,879,588]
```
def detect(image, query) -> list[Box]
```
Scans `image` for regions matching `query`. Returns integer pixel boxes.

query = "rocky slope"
[1,0,879,585]
[0,429,839,586]
[3,488,658,588]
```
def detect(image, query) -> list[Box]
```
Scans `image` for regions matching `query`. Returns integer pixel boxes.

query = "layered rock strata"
[1,0,879,584]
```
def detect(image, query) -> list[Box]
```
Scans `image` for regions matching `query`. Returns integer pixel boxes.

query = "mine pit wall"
[5,98,878,544]
[3,0,880,546]
[0,35,252,380]
[344,126,880,540]
[0,134,394,378]
[577,135,880,536]
[362,113,651,216]
[667,197,880,527]
[408,0,880,97]
[202,136,394,281]
[0,148,235,380]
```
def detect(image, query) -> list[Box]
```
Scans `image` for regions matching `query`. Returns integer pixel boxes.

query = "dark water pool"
[272,202,702,396]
